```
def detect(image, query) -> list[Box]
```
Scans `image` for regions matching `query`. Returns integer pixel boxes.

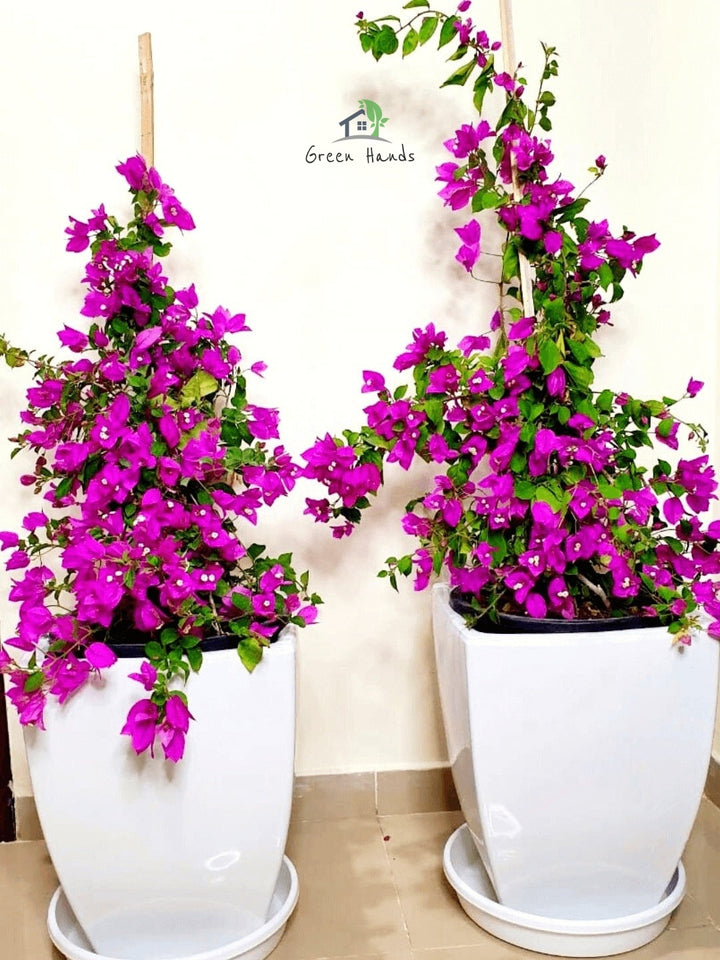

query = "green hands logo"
[307,100,414,163]
[357,99,388,138]
[336,100,390,142]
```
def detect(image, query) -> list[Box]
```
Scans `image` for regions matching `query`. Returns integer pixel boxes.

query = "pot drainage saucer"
[443,824,684,957]
[47,856,298,960]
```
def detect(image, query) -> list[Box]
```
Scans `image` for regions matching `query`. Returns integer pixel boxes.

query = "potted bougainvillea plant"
[302,2,720,954]
[0,156,317,960]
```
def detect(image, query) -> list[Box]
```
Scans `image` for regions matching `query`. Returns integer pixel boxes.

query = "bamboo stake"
[138,33,154,168]
[498,0,534,319]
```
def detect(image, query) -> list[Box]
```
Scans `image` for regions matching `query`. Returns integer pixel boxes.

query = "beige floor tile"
[378,811,486,950]
[682,798,720,926]
[409,924,720,960]
[0,840,62,960]
[2,799,719,960]
[411,945,531,960]
[376,769,459,817]
[612,924,720,958]
[667,891,711,930]
[271,816,410,960]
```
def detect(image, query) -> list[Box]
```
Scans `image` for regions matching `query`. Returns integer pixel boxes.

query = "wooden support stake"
[138,33,154,168]
[498,0,534,319]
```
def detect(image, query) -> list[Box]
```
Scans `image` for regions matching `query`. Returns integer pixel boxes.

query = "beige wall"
[1,0,719,796]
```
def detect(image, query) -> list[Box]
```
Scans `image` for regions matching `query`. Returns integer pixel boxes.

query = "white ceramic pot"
[24,629,297,960]
[432,583,718,922]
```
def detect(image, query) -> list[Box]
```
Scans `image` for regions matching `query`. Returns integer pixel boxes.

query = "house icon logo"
[335,100,390,143]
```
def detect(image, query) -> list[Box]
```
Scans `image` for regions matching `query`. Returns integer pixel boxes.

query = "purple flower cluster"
[304,321,720,639]
[439,118,659,280]
[0,156,319,760]
[311,4,720,644]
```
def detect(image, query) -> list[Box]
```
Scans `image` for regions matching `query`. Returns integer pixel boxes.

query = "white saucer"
[443,825,684,957]
[47,856,299,960]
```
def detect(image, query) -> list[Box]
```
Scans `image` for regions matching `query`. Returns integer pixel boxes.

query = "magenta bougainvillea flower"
[298,3,720,645]
[0,156,320,761]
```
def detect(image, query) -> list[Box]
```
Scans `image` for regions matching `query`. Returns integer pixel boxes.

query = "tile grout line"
[374,812,414,954]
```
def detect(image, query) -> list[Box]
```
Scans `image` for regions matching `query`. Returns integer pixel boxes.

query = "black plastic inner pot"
[104,629,283,659]
[449,590,662,634]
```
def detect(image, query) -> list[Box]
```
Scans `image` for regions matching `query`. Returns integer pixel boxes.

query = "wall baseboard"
[10,759,720,843]
[292,766,460,821]
[11,766,460,841]
[704,756,720,809]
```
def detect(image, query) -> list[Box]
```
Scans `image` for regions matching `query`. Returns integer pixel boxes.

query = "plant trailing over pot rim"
[302,1,720,642]
[0,155,320,761]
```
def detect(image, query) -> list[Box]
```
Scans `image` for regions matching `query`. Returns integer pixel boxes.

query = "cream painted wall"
[1,0,719,797]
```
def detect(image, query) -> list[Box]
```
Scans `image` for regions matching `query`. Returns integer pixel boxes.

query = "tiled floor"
[3,801,720,960]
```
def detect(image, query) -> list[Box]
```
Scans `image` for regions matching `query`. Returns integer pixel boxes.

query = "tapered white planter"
[25,629,298,960]
[433,584,718,953]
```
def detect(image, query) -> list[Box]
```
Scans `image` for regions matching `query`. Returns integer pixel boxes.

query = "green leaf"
[247,543,266,560]
[519,421,536,445]
[397,555,413,575]
[403,0,429,6]
[596,389,614,412]
[598,263,614,290]
[567,339,593,364]
[186,647,203,673]
[180,370,219,405]
[514,480,535,500]
[447,43,469,61]
[564,361,594,389]
[238,636,264,672]
[485,528,507,563]
[472,188,502,212]
[564,463,587,483]
[539,339,563,374]
[536,485,563,512]
[54,475,74,501]
[160,627,178,646]
[441,58,476,87]
[373,25,399,58]
[554,196,590,225]
[598,479,623,499]
[656,418,675,438]
[472,71,493,113]
[418,14,439,44]
[438,15,458,48]
[144,641,164,660]
[424,398,445,425]
[402,27,419,56]
[543,297,566,325]
[501,240,519,282]
[23,671,45,694]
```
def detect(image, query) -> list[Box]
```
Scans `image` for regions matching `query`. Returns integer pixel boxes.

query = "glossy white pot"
[433,583,718,924]
[24,629,297,960]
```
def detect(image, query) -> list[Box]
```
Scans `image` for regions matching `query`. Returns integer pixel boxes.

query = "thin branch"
[578,573,610,609]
